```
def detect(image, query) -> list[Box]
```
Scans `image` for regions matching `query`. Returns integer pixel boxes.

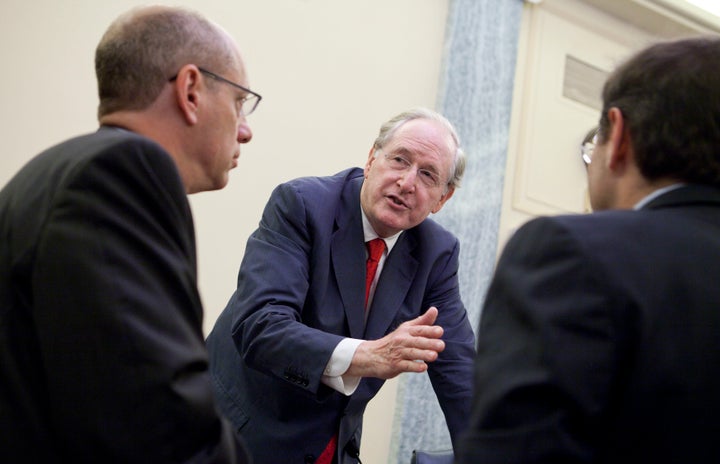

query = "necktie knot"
[365,238,386,308]
[366,238,385,264]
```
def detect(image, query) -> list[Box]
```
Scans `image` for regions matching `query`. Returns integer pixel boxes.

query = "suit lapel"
[331,177,366,339]
[364,232,418,339]
[330,173,423,340]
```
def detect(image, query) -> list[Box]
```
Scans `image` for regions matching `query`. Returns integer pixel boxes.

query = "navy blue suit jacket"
[457,185,720,463]
[208,168,475,464]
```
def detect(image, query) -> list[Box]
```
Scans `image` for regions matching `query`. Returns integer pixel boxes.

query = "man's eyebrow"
[397,147,443,171]
[392,147,413,157]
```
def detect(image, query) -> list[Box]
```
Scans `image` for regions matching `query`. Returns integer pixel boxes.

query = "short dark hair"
[599,36,720,186]
[95,6,236,118]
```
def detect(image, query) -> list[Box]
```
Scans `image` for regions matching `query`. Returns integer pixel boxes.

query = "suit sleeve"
[228,182,343,395]
[456,217,624,463]
[423,236,476,448]
[32,140,247,462]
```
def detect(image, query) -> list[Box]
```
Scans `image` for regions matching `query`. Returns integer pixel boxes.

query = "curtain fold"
[390,0,524,461]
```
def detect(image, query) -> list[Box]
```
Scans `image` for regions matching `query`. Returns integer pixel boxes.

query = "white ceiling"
[579,0,720,37]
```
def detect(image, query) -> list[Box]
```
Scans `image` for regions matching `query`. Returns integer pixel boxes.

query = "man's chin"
[375,217,408,237]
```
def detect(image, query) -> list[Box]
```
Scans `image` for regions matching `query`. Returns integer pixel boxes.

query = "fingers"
[387,328,445,369]
[400,359,429,373]
[408,324,444,340]
[347,328,445,379]
[395,345,443,373]
[347,307,447,379]
[422,337,445,353]
[406,345,442,362]
[401,306,439,330]
[401,306,444,339]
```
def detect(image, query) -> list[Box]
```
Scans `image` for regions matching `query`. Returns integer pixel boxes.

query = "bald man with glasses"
[0,6,260,462]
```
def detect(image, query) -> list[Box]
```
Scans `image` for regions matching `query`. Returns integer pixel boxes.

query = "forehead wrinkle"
[402,122,453,152]
[384,119,455,175]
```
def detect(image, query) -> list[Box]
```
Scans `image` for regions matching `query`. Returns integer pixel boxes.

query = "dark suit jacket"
[0,127,247,463]
[207,168,476,464]
[457,184,720,463]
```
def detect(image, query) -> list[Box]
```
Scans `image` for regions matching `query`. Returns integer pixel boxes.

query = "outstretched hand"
[346,307,445,379]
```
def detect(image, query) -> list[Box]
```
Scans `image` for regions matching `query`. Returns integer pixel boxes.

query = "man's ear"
[431,185,455,214]
[172,65,202,126]
[606,107,633,172]
[364,147,377,178]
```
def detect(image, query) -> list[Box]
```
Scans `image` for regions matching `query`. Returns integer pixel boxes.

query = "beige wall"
[0,1,448,462]
[0,0,449,330]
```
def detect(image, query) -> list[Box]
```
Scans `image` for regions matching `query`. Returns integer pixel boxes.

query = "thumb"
[415,306,439,326]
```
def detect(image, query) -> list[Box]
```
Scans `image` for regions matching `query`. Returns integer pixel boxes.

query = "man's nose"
[396,168,417,191]
[237,120,253,144]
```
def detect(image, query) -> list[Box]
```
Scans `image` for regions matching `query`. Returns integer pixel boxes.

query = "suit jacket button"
[304,454,316,463]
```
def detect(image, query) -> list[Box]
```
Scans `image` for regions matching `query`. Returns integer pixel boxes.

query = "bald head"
[95,5,240,118]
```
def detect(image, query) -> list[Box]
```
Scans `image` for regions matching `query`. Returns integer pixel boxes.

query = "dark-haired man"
[457,36,720,464]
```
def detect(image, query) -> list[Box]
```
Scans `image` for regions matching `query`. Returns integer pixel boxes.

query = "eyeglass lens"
[382,152,443,188]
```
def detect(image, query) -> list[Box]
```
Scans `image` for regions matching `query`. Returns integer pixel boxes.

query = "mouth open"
[387,194,409,209]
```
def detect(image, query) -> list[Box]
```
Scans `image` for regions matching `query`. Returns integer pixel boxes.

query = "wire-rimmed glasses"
[169,66,262,116]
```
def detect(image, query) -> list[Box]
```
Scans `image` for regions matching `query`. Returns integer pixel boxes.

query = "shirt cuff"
[321,338,363,395]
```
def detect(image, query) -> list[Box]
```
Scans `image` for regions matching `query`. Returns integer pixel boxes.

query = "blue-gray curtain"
[389,0,524,461]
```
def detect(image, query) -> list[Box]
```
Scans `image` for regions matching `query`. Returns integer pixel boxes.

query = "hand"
[346,307,445,379]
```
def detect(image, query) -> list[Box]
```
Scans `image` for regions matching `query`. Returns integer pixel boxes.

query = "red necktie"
[316,434,337,464]
[364,238,386,308]
[317,239,385,464]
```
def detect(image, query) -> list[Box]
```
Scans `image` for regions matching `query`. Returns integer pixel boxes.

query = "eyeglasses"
[169,67,262,116]
[581,134,597,166]
[379,150,446,189]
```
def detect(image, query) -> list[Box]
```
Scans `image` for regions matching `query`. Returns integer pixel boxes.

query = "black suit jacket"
[457,185,720,463]
[0,127,247,463]
[207,168,476,464]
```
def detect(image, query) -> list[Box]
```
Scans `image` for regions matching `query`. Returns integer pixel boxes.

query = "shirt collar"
[633,183,686,210]
[361,208,401,253]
